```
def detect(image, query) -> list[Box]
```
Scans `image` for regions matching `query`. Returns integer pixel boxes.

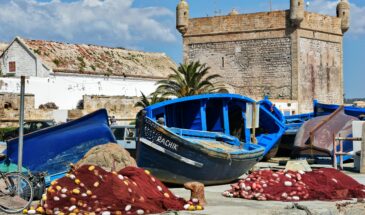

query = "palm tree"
[134,92,166,108]
[154,61,225,98]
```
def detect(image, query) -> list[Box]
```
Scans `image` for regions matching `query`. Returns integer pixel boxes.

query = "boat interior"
[147,97,282,151]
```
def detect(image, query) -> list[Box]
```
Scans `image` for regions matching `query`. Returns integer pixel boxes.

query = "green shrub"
[0,127,16,141]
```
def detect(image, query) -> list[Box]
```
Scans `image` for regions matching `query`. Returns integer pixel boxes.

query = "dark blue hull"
[314,101,365,119]
[5,109,116,176]
[136,117,264,185]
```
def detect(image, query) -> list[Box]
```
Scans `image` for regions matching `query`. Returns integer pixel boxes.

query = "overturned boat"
[292,106,357,159]
[135,94,285,185]
[280,101,365,157]
[285,100,365,133]
[3,109,116,184]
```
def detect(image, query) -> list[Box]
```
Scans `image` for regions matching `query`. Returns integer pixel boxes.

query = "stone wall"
[0,93,143,127]
[0,93,53,128]
[188,38,292,100]
[181,9,345,113]
[298,38,342,112]
[68,95,142,125]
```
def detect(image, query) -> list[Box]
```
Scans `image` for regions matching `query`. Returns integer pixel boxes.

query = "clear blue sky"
[0,0,364,98]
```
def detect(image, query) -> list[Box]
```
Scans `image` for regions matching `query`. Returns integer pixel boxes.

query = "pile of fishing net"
[32,165,188,214]
[223,168,365,201]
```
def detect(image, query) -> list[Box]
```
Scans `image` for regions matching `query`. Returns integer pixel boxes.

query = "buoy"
[292,196,300,201]
[125,205,132,211]
[28,209,36,214]
[188,205,195,211]
[183,204,190,210]
[136,209,144,215]
[68,205,76,212]
[72,189,80,194]
[284,181,293,187]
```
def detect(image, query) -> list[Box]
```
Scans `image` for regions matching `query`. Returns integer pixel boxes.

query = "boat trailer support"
[332,125,365,171]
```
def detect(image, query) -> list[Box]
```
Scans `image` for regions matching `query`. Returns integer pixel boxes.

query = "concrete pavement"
[164,162,365,215]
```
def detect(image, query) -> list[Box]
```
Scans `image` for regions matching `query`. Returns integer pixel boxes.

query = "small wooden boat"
[135,94,285,185]
[314,100,365,118]
[285,100,365,132]
[4,109,116,183]
[258,98,287,159]
[292,107,357,159]
[280,101,365,157]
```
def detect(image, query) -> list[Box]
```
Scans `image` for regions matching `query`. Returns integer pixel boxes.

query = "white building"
[0,37,175,110]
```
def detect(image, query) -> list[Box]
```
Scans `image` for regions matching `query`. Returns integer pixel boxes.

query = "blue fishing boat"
[135,94,285,185]
[258,98,287,159]
[3,109,116,184]
[285,100,365,132]
[314,100,365,119]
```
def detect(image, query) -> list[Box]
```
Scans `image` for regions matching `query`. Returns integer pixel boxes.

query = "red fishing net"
[38,165,186,214]
[223,168,365,201]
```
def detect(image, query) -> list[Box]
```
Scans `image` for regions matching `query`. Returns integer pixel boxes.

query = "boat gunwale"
[144,93,256,112]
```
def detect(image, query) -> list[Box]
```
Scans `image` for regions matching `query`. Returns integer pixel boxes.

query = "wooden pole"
[339,135,343,170]
[360,124,365,173]
[333,134,337,169]
[251,102,257,144]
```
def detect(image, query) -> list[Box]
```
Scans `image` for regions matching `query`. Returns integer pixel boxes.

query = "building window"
[222,57,225,68]
[9,61,16,72]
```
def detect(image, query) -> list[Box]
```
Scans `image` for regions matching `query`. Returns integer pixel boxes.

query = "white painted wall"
[353,121,364,153]
[0,74,158,110]
[272,100,299,116]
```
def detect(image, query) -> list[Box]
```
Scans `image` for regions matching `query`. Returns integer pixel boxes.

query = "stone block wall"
[181,9,345,113]
[298,38,342,112]
[0,93,35,110]
[0,93,53,128]
[68,95,142,125]
[188,38,292,100]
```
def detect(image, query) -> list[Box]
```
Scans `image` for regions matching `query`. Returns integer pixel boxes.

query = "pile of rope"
[29,165,187,214]
[223,168,365,201]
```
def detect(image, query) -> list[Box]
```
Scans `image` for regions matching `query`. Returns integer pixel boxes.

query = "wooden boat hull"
[5,109,116,176]
[136,116,264,185]
[258,99,287,159]
[292,109,357,159]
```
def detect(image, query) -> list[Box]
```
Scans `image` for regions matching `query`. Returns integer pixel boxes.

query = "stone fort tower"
[176,0,350,113]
